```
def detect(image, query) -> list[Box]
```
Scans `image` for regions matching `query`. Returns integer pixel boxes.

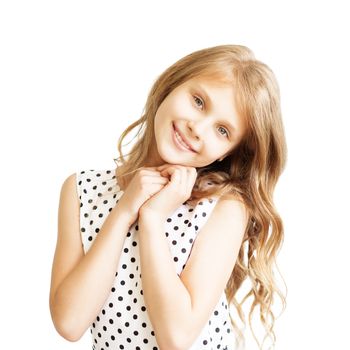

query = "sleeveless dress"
[76,169,236,350]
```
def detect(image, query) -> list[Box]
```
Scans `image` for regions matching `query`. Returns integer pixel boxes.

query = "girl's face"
[151,77,246,168]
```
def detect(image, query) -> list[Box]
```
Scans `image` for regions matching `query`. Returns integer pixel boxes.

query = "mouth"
[172,123,196,153]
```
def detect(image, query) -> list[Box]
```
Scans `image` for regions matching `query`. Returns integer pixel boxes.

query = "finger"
[166,166,186,188]
[144,174,169,182]
[139,168,165,176]
[180,166,188,188]
[156,164,173,171]
[166,167,182,186]
[158,166,174,178]
[185,168,197,194]
[191,167,198,186]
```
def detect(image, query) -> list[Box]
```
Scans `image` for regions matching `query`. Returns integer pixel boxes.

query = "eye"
[218,126,229,138]
[192,94,229,138]
[193,95,204,109]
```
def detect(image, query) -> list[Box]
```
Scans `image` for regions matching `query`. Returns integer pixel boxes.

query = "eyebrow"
[193,83,237,133]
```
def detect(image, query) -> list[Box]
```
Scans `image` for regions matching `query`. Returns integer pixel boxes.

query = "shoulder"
[63,172,77,185]
[210,194,248,233]
[216,193,247,215]
[61,172,77,193]
[187,193,248,258]
[59,172,79,208]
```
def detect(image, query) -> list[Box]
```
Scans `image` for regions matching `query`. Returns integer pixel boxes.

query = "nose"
[187,118,212,140]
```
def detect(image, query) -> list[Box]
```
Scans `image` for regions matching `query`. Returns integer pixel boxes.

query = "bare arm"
[138,196,247,350]
[49,173,134,342]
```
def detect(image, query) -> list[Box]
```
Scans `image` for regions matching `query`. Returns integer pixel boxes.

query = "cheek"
[154,101,169,128]
[171,94,193,116]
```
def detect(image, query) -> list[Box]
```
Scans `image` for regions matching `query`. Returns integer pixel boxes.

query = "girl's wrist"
[112,204,137,228]
[138,208,167,226]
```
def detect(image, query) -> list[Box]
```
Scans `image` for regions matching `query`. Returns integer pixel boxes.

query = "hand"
[139,164,197,221]
[116,166,169,225]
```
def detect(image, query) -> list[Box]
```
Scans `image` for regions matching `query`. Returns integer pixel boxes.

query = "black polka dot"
[77,170,227,348]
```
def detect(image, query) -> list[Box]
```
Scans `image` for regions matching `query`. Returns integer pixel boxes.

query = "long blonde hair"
[114,44,287,349]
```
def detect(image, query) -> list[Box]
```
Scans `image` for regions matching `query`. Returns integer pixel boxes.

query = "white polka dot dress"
[76,169,236,350]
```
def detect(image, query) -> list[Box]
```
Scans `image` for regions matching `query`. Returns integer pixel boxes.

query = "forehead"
[182,76,233,89]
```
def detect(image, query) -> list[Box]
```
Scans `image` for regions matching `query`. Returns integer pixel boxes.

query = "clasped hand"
[139,164,197,220]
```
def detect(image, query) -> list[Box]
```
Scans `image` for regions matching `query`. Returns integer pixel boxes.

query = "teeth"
[175,130,191,150]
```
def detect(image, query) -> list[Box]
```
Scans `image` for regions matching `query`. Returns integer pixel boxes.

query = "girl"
[49,44,287,350]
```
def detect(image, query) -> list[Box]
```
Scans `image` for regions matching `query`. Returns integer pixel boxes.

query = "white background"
[1,0,349,349]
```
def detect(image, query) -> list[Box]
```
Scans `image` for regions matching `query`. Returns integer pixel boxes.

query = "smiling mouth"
[172,123,196,152]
